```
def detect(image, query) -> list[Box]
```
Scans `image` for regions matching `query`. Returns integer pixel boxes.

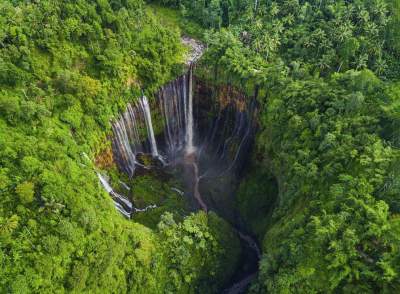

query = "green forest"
[1,0,399,293]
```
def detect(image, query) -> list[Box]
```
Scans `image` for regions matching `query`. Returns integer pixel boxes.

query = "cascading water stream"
[182,63,206,213]
[185,65,195,154]
[139,96,159,158]
[97,173,132,218]
[112,118,137,177]
[159,74,187,158]
[112,96,163,175]
[97,173,157,218]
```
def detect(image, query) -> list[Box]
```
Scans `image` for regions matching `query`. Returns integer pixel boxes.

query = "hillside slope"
[0,1,239,292]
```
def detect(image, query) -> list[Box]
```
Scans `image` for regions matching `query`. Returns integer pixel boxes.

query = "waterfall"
[112,66,196,171]
[185,65,195,154]
[98,173,113,193]
[112,119,137,177]
[112,68,255,179]
[171,187,184,196]
[158,73,189,158]
[97,173,132,218]
[105,38,260,290]
[112,96,163,175]
[97,172,157,218]
[110,62,256,214]
[139,96,159,158]
[111,67,197,176]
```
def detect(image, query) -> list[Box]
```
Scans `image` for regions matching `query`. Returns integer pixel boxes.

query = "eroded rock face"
[95,147,115,169]
[181,36,205,64]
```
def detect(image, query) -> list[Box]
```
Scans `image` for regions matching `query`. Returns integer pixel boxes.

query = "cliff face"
[181,36,205,64]
[91,47,262,289]
[95,147,115,170]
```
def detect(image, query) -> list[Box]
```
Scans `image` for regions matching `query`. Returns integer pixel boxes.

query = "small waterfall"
[139,96,159,158]
[98,173,113,193]
[171,187,185,196]
[112,96,163,175]
[158,73,190,158]
[254,0,259,13]
[97,173,132,218]
[112,119,137,177]
[185,65,195,154]
[97,173,157,218]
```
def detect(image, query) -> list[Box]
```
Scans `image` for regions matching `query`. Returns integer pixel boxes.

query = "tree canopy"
[0,0,239,292]
[155,0,400,292]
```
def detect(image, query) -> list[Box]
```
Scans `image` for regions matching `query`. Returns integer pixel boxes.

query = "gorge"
[97,40,262,292]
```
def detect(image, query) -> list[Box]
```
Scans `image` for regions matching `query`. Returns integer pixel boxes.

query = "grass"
[146,4,205,40]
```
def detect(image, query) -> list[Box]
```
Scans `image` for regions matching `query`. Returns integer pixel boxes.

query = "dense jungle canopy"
[1,0,400,293]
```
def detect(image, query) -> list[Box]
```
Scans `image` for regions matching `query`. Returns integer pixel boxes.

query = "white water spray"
[97,172,157,218]
[112,119,137,177]
[97,173,132,218]
[185,65,195,154]
[139,96,159,158]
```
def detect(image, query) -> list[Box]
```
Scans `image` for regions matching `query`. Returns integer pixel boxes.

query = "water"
[97,173,113,194]
[97,173,132,218]
[113,66,198,172]
[111,65,256,216]
[222,229,261,293]
[185,65,195,154]
[112,118,137,177]
[97,173,156,218]
[112,95,164,175]
[139,96,159,158]
[158,74,187,157]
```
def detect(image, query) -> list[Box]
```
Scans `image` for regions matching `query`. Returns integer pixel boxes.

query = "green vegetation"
[146,4,204,39]
[2,0,400,293]
[256,72,400,292]
[156,0,400,292]
[130,173,188,228]
[0,0,239,292]
[236,167,278,240]
[158,211,240,292]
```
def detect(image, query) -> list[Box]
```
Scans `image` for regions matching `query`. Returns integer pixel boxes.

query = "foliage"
[253,71,400,292]
[157,212,240,293]
[176,0,400,292]
[129,174,188,229]
[148,0,249,28]
[0,0,239,292]
[385,0,400,78]
[160,0,399,79]
[236,167,278,240]
[146,3,205,39]
[2,0,400,291]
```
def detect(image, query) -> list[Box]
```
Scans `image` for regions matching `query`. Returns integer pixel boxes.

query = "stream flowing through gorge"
[98,40,260,293]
